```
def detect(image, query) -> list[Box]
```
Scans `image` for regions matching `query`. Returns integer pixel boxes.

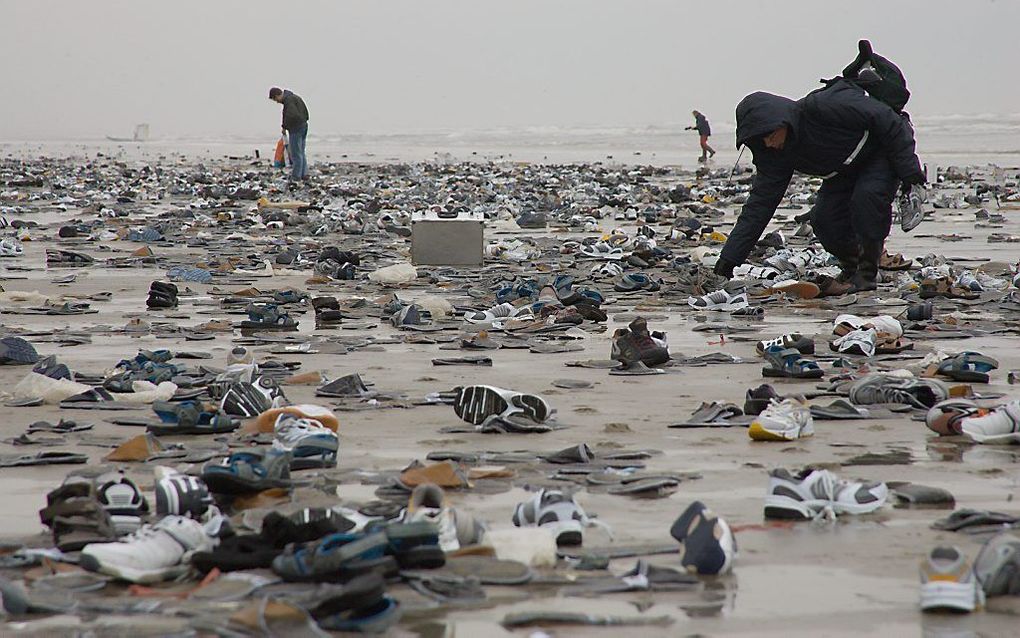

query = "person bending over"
[714,79,924,293]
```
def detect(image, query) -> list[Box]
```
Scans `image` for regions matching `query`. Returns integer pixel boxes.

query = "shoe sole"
[920,581,983,612]
[963,430,1020,445]
[748,420,801,442]
[455,386,549,425]
[79,552,187,584]
[453,386,511,425]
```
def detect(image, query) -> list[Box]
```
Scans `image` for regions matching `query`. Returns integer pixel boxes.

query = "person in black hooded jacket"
[714,78,925,292]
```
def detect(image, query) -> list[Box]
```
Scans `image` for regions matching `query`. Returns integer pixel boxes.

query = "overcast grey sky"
[2,0,1018,140]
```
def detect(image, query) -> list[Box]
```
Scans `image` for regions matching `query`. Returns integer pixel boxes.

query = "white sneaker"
[403,483,479,552]
[0,237,23,256]
[834,314,903,338]
[749,399,814,441]
[80,515,216,583]
[961,400,1020,444]
[832,328,877,357]
[687,289,749,311]
[920,545,984,612]
[764,468,888,520]
[272,414,339,468]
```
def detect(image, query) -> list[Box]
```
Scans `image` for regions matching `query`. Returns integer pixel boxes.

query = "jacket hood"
[735,92,798,148]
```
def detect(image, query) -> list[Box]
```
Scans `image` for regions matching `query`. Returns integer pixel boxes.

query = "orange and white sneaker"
[920,546,984,612]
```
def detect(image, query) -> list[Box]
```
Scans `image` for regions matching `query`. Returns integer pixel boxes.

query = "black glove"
[900,172,925,196]
[713,258,736,279]
[684,126,695,131]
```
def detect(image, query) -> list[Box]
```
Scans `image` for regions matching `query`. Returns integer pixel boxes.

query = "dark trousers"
[809,155,899,262]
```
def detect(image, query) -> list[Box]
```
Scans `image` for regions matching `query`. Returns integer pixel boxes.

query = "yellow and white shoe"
[749,398,814,441]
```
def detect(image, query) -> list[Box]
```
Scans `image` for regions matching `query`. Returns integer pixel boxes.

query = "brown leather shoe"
[814,275,853,298]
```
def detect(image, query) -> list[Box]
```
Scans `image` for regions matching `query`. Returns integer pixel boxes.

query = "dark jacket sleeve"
[720,158,793,265]
[807,85,923,182]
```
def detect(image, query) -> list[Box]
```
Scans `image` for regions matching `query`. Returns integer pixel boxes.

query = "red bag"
[273,135,287,167]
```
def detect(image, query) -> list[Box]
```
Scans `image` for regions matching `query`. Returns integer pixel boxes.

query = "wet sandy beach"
[1,140,1019,636]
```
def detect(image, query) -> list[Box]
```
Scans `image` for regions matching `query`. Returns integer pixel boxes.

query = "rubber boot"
[849,241,882,292]
[835,254,859,283]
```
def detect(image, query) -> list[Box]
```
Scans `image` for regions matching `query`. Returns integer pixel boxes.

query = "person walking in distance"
[269,87,310,184]
[687,110,716,162]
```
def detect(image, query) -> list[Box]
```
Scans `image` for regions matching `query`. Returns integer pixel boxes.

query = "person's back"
[281,91,309,132]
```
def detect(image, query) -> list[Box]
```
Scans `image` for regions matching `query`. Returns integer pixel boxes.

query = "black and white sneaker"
[155,472,213,519]
[764,468,888,520]
[220,381,271,418]
[453,385,551,426]
[95,471,150,534]
[670,501,736,575]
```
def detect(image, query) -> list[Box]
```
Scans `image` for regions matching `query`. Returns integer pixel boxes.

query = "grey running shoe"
[849,374,949,409]
[974,532,1020,597]
[898,183,930,232]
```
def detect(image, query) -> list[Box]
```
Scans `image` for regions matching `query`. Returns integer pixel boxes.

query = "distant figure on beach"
[269,87,310,184]
[686,110,715,162]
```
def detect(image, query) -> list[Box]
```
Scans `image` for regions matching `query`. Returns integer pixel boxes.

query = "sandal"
[936,352,999,383]
[879,251,913,271]
[756,333,814,356]
[874,332,913,354]
[761,346,824,379]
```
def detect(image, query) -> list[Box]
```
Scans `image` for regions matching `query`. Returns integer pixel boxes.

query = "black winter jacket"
[282,90,309,132]
[694,113,711,136]
[720,79,923,265]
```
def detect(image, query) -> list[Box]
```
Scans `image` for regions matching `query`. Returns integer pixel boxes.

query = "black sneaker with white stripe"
[155,473,213,518]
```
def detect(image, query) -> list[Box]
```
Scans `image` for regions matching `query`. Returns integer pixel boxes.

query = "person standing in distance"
[269,87,310,184]
[686,110,716,162]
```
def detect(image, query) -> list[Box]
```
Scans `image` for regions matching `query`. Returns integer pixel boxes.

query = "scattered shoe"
[920,546,984,613]
[764,468,888,520]
[748,398,814,441]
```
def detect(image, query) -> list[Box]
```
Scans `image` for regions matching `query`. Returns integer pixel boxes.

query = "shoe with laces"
[512,488,611,546]
[94,471,150,534]
[155,471,214,518]
[749,399,814,441]
[925,399,985,437]
[960,400,1020,444]
[80,515,218,583]
[764,468,888,520]
[687,289,749,311]
[272,413,340,469]
[402,483,481,552]
[849,374,949,409]
[974,532,1020,597]
[624,317,670,366]
[920,546,984,612]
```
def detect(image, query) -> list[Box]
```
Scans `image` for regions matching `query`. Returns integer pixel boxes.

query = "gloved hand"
[713,258,736,279]
[684,126,695,131]
[900,172,925,196]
